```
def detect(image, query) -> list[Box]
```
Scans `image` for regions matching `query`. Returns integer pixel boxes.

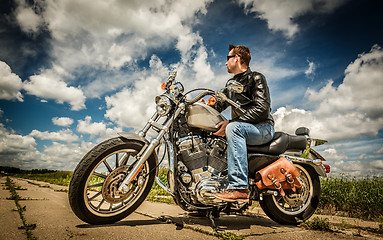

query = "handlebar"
[185,90,215,104]
[185,89,246,114]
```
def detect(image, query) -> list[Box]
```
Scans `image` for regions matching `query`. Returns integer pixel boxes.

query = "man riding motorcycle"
[212,44,275,202]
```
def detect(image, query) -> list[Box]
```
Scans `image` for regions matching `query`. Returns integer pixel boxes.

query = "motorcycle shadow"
[76,218,163,229]
[76,213,292,231]
[168,213,289,231]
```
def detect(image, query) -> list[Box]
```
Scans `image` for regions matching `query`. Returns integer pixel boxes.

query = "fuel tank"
[186,102,227,132]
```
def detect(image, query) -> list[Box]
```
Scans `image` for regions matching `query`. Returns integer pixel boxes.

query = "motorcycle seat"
[247,132,307,155]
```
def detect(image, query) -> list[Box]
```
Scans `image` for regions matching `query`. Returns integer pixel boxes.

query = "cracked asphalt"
[1,176,382,240]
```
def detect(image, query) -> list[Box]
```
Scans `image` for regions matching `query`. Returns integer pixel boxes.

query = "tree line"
[0,166,57,174]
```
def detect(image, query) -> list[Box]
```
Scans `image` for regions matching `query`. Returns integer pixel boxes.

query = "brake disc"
[282,183,309,208]
[102,165,134,204]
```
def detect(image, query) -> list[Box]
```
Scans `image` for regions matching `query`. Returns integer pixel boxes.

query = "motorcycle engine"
[177,136,228,205]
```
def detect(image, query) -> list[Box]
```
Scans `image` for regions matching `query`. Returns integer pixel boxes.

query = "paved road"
[1,176,381,240]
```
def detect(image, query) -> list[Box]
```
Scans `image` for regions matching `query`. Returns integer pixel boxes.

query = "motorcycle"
[68,71,330,226]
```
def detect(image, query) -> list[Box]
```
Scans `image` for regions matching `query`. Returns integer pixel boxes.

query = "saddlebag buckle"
[255,157,303,197]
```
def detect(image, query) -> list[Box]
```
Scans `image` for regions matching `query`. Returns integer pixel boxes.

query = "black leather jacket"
[215,68,274,125]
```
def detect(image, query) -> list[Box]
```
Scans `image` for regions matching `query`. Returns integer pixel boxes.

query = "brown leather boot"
[215,189,249,202]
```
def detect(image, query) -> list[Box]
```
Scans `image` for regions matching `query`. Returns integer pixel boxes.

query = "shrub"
[320,175,383,221]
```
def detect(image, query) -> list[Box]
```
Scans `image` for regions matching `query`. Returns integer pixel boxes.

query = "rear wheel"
[259,164,320,225]
[68,137,156,225]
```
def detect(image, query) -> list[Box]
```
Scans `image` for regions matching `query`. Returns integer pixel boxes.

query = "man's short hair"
[229,44,251,66]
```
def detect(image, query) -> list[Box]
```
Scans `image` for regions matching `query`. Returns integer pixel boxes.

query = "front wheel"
[259,164,320,225]
[68,137,156,225]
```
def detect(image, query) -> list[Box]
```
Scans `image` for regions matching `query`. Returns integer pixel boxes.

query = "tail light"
[323,164,330,173]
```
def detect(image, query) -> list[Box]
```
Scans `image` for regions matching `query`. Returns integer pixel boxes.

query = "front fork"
[117,103,185,193]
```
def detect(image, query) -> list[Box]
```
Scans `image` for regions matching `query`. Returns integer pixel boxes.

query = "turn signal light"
[208,97,216,105]
[161,83,166,90]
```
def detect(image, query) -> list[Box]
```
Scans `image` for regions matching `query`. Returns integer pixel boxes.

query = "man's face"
[225,49,237,74]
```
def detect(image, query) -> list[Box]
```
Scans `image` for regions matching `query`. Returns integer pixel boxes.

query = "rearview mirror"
[227,80,243,93]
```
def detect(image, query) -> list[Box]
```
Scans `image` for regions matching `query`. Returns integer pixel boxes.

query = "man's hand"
[213,120,229,137]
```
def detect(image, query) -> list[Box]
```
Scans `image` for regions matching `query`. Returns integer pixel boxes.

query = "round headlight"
[169,82,184,97]
[155,95,172,116]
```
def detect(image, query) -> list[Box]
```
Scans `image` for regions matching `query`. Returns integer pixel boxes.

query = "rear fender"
[282,154,327,177]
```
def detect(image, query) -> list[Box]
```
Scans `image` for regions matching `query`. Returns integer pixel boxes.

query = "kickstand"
[208,210,217,230]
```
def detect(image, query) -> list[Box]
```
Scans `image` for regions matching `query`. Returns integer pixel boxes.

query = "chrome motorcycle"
[69,71,330,226]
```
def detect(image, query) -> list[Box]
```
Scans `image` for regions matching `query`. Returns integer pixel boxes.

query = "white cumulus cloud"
[18,141,95,170]
[0,122,95,170]
[77,116,122,141]
[273,45,383,142]
[29,129,79,143]
[13,0,214,104]
[23,69,86,110]
[0,124,36,155]
[237,0,348,38]
[0,61,23,101]
[104,70,164,130]
[52,117,74,127]
[14,0,44,34]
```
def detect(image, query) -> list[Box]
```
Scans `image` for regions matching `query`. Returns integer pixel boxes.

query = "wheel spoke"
[116,153,119,168]
[87,183,103,189]
[119,152,130,166]
[88,191,102,201]
[93,172,107,179]
[96,199,105,210]
[103,160,113,173]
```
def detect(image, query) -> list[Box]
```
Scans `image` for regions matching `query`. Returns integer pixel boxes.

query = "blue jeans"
[225,121,275,189]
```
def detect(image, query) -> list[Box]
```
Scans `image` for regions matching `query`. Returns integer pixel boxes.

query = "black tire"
[68,137,156,225]
[259,164,320,225]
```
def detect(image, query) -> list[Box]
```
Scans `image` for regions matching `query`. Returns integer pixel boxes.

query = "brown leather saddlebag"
[255,157,303,197]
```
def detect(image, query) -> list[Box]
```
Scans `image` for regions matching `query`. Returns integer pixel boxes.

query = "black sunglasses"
[227,55,236,61]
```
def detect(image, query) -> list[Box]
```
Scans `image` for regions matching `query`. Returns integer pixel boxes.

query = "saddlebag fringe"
[255,157,303,197]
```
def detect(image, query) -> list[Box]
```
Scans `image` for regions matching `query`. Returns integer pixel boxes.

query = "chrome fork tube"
[167,139,176,192]
[118,103,185,192]
[138,112,159,138]
[154,140,176,196]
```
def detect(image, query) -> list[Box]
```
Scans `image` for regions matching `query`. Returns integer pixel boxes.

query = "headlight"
[169,82,184,98]
[155,95,172,116]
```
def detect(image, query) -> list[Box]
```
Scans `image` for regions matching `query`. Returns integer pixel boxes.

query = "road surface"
[0,176,381,240]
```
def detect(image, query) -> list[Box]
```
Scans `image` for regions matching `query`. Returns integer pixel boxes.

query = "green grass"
[300,217,332,231]
[319,175,383,221]
[15,171,73,186]
[146,167,174,204]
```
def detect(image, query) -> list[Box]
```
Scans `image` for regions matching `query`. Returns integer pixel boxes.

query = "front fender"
[118,132,149,144]
[117,132,158,166]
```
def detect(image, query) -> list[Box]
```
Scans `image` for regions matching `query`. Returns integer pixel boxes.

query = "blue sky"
[0,0,382,176]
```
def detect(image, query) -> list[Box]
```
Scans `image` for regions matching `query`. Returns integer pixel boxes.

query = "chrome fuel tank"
[186,102,227,132]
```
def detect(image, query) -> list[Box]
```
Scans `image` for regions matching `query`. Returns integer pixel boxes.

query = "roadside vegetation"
[5,169,383,222]
[319,175,383,221]
[146,167,174,204]
[300,217,332,231]
[14,171,72,186]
